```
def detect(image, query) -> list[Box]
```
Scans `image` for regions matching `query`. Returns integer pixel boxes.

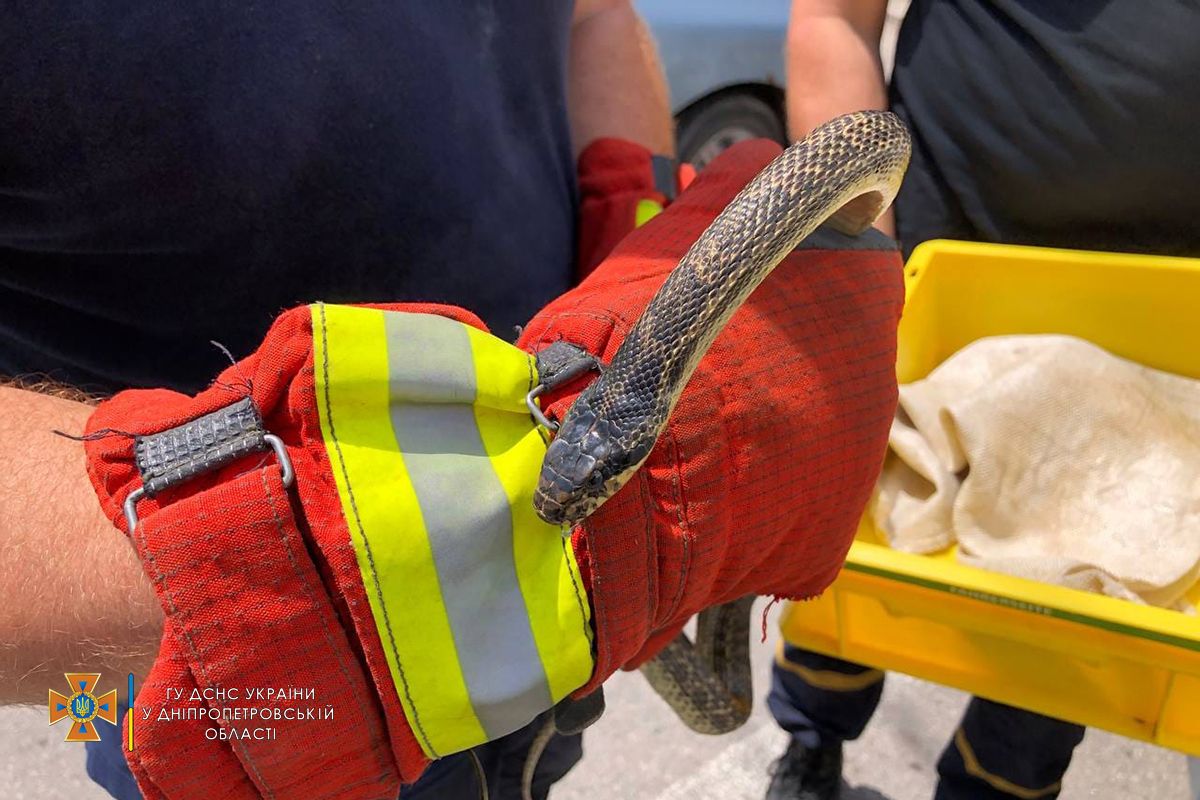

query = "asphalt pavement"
[3,598,1192,799]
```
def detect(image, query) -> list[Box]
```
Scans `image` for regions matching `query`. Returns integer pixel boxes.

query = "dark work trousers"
[86,705,582,800]
[769,644,1086,800]
[399,711,582,800]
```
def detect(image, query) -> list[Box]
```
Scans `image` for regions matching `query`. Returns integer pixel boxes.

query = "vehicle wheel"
[676,92,786,171]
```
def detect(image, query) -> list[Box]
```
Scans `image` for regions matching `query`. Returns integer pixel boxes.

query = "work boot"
[765,739,843,800]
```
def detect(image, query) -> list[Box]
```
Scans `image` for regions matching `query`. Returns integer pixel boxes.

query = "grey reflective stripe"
[383,312,554,740]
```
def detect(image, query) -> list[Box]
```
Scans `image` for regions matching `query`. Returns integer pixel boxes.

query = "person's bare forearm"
[787,0,890,138]
[0,385,161,704]
[569,0,675,157]
[788,0,894,235]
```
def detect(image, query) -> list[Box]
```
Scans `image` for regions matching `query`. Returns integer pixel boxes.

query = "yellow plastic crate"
[780,240,1200,753]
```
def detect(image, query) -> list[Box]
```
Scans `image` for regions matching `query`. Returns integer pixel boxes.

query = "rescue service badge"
[49,673,118,742]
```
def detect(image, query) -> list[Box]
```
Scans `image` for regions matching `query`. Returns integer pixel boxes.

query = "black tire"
[675,92,786,171]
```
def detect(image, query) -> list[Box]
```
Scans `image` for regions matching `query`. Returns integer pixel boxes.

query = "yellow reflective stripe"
[312,303,482,757]
[312,304,594,758]
[463,325,594,702]
[774,641,885,692]
[635,198,664,227]
[954,728,1062,799]
[461,320,538,411]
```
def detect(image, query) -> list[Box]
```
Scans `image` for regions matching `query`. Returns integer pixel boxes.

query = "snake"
[532,110,911,735]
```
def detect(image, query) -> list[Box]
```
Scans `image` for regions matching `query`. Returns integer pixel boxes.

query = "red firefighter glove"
[84,301,599,799]
[575,137,694,281]
[519,139,905,686]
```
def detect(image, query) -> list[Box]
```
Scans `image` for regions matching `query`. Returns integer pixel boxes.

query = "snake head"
[533,386,648,528]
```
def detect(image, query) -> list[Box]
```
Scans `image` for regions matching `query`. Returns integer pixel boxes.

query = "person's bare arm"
[788,0,894,235]
[0,385,161,705]
[569,0,675,157]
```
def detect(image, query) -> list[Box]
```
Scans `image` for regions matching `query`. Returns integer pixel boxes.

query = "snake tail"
[637,596,757,735]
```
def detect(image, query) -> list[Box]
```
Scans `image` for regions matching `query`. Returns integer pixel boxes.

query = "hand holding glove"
[522,138,904,675]
[82,138,903,800]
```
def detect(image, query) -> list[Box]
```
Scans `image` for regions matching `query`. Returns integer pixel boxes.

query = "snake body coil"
[534,111,911,734]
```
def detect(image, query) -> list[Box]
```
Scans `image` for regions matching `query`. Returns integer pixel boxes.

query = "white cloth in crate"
[875,334,1200,609]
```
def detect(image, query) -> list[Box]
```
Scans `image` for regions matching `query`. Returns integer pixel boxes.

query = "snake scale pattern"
[535,111,912,734]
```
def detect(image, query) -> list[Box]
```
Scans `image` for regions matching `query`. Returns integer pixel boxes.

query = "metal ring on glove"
[122,433,295,534]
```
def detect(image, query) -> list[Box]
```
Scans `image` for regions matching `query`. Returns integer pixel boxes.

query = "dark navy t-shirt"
[0,1,577,394]
[889,0,1200,258]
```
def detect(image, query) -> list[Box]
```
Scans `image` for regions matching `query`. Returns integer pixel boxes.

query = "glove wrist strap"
[124,462,399,799]
[101,393,401,798]
[122,397,295,533]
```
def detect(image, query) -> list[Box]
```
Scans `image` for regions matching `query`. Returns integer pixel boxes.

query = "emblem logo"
[49,673,118,742]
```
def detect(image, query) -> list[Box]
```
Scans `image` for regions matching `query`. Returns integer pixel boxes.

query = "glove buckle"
[525,342,602,432]
[122,397,295,533]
